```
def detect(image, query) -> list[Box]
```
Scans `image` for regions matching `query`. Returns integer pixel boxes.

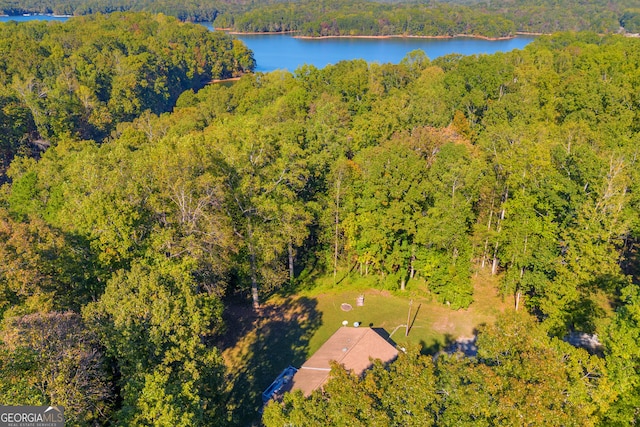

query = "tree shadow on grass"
[555,273,625,336]
[221,296,322,426]
[408,303,421,336]
[420,330,481,358]
[420,333,455,356]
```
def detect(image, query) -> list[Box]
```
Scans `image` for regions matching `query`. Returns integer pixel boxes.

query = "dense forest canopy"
[1,10,640,425]
[0,12,254,178]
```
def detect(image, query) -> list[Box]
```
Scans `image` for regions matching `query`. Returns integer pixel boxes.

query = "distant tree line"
[219,0,639,37]
[0,0,222,22]
[0,0,286,22]
[3,0,640,35]
[463,0,637,34]
[222,1,516,38]
[2,25,640,424]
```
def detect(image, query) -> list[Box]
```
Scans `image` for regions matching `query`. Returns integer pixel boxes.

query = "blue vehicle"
[262,365,298,404]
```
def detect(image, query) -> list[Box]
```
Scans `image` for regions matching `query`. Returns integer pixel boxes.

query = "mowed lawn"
[220,268,509,425]
[307,289,476,354]
[304,269,508,354]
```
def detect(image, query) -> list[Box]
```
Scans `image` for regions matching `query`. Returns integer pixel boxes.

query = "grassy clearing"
[302,267,508,354]
[219,267,508,425]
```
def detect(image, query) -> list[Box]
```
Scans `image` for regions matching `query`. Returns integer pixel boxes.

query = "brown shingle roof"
[290,327,398,396]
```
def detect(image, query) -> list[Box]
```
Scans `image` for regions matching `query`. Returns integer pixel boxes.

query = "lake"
[0,15,534,73]
[0,14,69,23]
[231,33,534,73]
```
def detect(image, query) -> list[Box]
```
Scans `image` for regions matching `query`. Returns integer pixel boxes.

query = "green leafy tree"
[415,142,481,308]
[0,312,114,426]
[0,208,101,315]
[602,284,640,425]
[83,260,225,426]
[438,312,613,426]
[263,347,438,427]
[342,140,428,290]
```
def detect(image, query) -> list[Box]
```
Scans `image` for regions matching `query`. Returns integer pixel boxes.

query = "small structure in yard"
[289,327,398,396]
[356,294,364,306]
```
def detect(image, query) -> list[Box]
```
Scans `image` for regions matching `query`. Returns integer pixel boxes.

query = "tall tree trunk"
[482,199,494,269]
[333,178,341,284]
[410,247,416,279]
[516,232,528,311]
[288,240,295,284]
[247,219,260,310]
[481,238,489,268]
[515,265,525,311]
[491,189,508,276]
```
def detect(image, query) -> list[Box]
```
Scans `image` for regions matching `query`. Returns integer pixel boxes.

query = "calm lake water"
[232,33,534,73]
[0,15,534,73]
[0,14,69,23]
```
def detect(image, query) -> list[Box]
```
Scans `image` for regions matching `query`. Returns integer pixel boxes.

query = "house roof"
[290,327,398,396]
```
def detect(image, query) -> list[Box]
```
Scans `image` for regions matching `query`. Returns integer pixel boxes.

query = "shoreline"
[218,29,529,41]
[227,30,299,35]
[515,31,546,36]
[294,33,517,41]
[210,76,243,84]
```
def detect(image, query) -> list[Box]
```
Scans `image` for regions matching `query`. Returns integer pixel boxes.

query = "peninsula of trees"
[0,12,254,177]
[1,12,640,426]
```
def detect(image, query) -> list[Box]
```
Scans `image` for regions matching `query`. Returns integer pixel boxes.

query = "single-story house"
[290,326,399,396]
